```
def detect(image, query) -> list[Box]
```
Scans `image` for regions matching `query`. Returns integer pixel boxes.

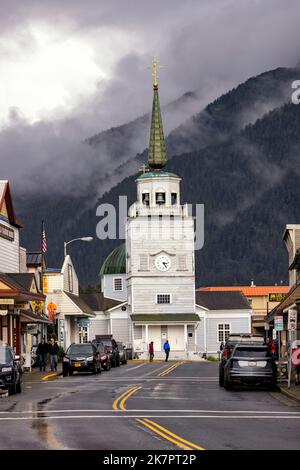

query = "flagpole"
[41,220,44,295]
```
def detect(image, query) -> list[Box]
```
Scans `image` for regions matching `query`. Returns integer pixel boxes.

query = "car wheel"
[219,368,224,387]
[224,376,232,391]
[16,379,22,394]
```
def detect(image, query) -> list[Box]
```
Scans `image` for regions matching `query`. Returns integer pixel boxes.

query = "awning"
[266,283,300,323]
[20,310,51,324]
[131,314,200,322]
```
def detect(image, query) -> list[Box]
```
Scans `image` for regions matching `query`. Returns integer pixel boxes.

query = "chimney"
[250,279,256,287]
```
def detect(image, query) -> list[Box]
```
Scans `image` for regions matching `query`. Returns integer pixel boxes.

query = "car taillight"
[223,348,229,359]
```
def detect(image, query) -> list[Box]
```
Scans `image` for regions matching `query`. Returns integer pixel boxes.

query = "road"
[0,361,299,450]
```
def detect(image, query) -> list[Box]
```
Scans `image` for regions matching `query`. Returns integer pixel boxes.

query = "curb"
[41,372,62,381]
[279,386,300,404]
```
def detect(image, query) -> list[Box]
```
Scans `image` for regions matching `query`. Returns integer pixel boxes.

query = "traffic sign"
[288,309,297,331]
[274,316,283,331]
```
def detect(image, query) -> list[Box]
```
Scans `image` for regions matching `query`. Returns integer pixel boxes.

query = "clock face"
[155,255,171,272]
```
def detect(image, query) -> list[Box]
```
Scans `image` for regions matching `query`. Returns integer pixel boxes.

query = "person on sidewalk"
[49,337,59,372]
[36,337,48,371]
[149,341,154,362]
[163,340,170,362]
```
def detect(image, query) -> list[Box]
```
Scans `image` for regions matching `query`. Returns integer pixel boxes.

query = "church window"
[178,255,187,270]
[139,254,149,271]
[217,323,231,343]
[142,192,150,205]
[171,192,177,205]
[113,277,123,291]
[156,192,165,205]
[156,294,171,304]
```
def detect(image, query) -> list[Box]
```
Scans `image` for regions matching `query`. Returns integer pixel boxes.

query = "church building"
[87,62,252,359]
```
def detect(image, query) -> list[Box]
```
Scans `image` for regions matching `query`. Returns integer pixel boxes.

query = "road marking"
[112,376,205,451]
[112,386,140,411]
[123,363,149,372]
[0,415,299,421]
[119,387,142,411]
[0,409,299,415]
[158,362,185,377]
[142,419,205,450]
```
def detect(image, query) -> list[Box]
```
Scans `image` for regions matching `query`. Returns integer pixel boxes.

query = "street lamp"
[64,237,93,258]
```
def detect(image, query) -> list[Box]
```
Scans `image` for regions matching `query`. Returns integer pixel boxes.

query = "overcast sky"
[0,0,300,193]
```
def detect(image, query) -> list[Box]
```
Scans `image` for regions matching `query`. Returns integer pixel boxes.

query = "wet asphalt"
[0,361,299,450]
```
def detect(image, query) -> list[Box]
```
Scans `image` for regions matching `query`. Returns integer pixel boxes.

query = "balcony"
[128,202,189,218]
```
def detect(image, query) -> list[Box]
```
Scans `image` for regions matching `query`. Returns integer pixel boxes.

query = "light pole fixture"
[64,237,93,258]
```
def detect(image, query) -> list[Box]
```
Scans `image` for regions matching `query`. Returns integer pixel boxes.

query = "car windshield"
[67,344,93,355]
[234,348,270,358]
[0,346,13,364]
[102,340,113,348]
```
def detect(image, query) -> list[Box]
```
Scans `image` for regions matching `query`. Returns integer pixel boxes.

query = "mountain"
[16,65,300,287]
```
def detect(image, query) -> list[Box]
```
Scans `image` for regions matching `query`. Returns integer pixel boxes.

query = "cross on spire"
[139,164,150,174]
[146,57,163,89]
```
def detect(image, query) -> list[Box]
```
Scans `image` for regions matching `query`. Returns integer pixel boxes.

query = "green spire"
[148,84,167,170]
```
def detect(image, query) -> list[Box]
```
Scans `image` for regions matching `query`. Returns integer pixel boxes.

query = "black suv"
[0,342,22,394]
[95,335,120,367]
[223,344,277,390]
[219,334,265,386]
[63,343,101,376]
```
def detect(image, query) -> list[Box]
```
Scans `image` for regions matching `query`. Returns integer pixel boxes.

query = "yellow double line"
[112,384,204,450]
[158,361,185,377]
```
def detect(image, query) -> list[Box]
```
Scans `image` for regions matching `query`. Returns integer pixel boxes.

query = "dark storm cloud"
[0,0,300,195]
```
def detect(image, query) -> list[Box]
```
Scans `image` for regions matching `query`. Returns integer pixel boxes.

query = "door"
[148,325,162,352]
[167,325,185,351]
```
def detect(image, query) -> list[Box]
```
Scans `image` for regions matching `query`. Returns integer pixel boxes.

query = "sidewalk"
[279,384,300,404]
[22,363,62,383]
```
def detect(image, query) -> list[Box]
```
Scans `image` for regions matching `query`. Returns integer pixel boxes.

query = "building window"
[156,192,166,206]
[139,254,149,271]
[68,264,73,292]
[156,294,171,304]
[217,323,231,343]
[178,255,187,270]
[171,193,177,205]
[113,277,123,291]
[142,192,150,206]
[79,326,88,343]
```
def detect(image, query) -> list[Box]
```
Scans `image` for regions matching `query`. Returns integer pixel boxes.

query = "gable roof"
[0,180,22,228]
[64,291,95,316]
[79,292,122,312]
[26,252,43,266]
[0,272,44,300]
[197,286,289,297]
[196,291,251,310]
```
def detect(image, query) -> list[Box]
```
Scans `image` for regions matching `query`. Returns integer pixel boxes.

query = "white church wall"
[102,274,127,301]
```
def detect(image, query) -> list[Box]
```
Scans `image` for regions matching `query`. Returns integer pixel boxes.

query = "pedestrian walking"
[49,337,59,372]
[36,337,48,371]
[163,340,170,362]
[268,339,277,360]
[149,341,154,362]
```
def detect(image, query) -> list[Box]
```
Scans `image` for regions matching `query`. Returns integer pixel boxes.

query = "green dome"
[100,244,126,276]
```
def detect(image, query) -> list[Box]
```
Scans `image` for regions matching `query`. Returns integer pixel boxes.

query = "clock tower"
[126,59,199,358]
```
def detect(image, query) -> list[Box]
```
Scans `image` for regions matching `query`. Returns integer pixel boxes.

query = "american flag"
[42,221,47,254]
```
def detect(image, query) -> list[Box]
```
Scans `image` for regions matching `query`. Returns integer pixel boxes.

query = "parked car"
[219,333,265,386]
[63,342,101,376]
[117,342,127,365]
[223,344,277,390]
[95,335,120,367]
[97,341,111,371]
[0,342,22,394]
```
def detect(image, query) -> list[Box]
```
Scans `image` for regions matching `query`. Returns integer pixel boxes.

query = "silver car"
[117,343,127,365]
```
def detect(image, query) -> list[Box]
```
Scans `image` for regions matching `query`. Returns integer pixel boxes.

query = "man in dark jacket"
[36,337,48,371]
[163,340,170,362]
[49,338,59,371]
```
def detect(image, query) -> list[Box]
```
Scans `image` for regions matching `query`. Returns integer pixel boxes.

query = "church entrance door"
[167,325,185,351]
[148,325,162,352]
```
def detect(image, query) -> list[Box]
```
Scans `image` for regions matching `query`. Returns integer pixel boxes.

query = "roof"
[26,252,43,266]
[196,291,251,310]
[131,314,199,322]
[148,85,167,170]
[100,244,126,276]
[0,180,22,228]
[137,171,179,180]
[79,292,121,312]
[0,272,44,300]
[197,286,290,297]
[64,292,95,316]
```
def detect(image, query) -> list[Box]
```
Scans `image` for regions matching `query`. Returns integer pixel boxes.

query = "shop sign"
[77,319,90,327]
[0,299,14,305]
[269,293,286,302]
[274,316,283,331]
